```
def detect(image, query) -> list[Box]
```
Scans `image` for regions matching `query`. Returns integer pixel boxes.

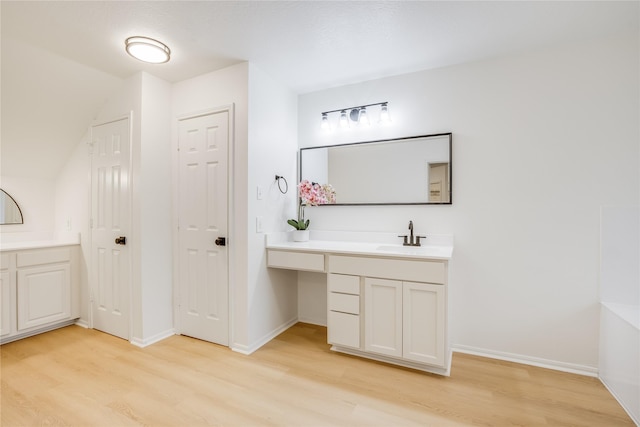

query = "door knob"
[215,237,226,246]
[115,236,127,245]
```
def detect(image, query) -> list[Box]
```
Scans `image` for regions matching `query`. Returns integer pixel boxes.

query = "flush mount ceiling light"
[125,36,171,64]
[320,102,390,131]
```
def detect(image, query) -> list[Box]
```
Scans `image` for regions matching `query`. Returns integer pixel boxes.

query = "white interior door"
[178,110,229,345]
[90,117,131,340]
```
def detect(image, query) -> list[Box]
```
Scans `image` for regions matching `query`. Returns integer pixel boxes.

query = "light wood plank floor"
[0,323,634,426]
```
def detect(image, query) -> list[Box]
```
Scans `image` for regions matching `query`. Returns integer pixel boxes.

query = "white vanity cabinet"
[0,245,80,343]
[329,254,448,374]
[265,233,453,376]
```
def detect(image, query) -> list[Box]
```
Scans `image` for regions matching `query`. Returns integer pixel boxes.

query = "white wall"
[297,32,639,372]
[0,176,55,235]
[247,63,299,348]
[91,72,174,344]
[172,62,299,352]
[55,131,91,323]
[172,63,251,349]
[138,73,173,342]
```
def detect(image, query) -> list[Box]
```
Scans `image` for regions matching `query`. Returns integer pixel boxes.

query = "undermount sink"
[376,245,443,254]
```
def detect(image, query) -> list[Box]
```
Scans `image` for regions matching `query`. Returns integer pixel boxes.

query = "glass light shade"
[321,113,331,131]
[125,36,171,64]
[359,108,370,126]
[379,103,391,123]
[339,110,349,128]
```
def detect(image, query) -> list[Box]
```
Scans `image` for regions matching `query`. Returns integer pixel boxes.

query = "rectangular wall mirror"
[300,133,452,205]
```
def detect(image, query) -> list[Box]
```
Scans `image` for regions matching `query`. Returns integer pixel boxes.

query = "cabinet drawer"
[329,292,360,315]
[267,250,325,272]
[328,273,359,294]
[329,255,446,284]
[17,248,71,268]
[328,311,360,349]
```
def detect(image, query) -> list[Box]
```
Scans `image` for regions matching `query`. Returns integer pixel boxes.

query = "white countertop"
[266,231,453,260]
[0,232,80,252]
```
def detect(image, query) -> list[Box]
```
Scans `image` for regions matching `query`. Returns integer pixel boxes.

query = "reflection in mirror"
[300,133,452,205]
[0,189,24,225]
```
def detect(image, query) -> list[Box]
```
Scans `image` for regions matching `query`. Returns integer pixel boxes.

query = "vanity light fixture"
[320,102,389,131]
[125,36,171,64]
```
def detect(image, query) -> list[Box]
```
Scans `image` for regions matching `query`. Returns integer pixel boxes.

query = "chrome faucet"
[409,220,414,243]
[399,220,426,246]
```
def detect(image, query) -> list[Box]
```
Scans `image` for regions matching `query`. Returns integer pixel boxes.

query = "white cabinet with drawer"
[329,254,450,375]
[1,245,80,344]
[265,233,453,376]
[327,273,360,349]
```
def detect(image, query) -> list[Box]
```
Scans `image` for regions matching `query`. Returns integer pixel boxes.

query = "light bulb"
[379,103,391,123]
[321,113,330,131]
[339,110,349,128]
[359,107,370,126]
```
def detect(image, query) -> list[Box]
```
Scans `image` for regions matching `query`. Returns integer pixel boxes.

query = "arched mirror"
[0,189,24,225]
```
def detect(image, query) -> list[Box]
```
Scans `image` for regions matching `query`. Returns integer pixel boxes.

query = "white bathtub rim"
[601,302,640,330]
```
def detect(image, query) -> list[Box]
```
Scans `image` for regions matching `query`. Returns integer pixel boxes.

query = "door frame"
[172,104,235,345]
[88,112,134,341]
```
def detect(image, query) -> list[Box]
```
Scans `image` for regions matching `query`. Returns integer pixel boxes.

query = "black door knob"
[115,236,127,245]
[215,237,226,246]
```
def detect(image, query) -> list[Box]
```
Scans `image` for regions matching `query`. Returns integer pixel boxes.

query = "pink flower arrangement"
[298,180,336,205]
[288,180,336,230]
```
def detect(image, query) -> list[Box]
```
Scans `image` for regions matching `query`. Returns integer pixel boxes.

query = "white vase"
[293,229,310,242]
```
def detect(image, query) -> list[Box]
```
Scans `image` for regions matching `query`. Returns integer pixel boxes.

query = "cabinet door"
[364,278,402,357]
[0,270,12,336]
[17,264,71,330]
[403,281,445,366]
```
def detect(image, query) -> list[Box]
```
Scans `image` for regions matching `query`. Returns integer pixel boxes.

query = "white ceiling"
[1,1,638,179]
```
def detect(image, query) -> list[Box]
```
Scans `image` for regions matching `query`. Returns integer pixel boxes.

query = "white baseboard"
[297,317,326,327]
[1,319,78,345]
[231,317,298,355]
[131,328,175,348]
[74,319,89,329]
[452,344,598,377]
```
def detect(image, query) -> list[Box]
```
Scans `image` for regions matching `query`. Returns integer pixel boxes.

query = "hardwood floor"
[1,323,634,426]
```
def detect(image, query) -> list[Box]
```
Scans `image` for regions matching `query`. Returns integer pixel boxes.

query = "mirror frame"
[0,189,24,225]
[300,133,452,206]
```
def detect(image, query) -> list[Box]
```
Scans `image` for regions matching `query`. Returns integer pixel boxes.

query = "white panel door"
[364,277,402,357]
[91,117,131,340]
[178,110,229,345]
[403,281,445,366]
